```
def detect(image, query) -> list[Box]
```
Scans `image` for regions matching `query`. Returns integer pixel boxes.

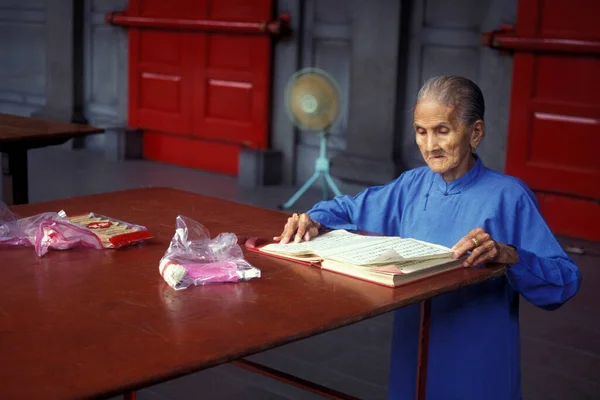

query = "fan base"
[279,132,342,210]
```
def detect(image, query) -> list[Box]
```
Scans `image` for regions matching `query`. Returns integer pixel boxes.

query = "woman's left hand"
[452,227,519,267]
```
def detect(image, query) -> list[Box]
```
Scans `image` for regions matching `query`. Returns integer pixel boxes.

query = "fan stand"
[280,130,342,210]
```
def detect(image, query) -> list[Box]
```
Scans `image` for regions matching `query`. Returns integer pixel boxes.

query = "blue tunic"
[306,156,581,400]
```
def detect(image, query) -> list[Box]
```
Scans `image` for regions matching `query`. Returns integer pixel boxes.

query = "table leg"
[1,150,29,205]
[123,391,136,400]
[415,299,431,400]
[232,359,360,400]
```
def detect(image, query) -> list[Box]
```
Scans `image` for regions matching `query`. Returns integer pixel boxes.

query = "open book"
[251,229,465,287]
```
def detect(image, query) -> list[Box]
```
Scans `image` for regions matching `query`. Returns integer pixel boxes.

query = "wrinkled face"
[413,99,475,181]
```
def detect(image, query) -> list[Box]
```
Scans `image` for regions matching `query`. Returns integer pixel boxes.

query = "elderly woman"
[274,76,581,400]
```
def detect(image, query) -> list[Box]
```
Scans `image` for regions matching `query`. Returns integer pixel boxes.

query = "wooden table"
[0,188,506,400]
[0,113,104,206]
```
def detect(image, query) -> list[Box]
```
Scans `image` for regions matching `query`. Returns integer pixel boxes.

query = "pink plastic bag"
[0,203,102,257]
[159,215,261,290]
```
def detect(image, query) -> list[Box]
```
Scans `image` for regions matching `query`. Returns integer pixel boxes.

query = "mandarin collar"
[432,155,485,195]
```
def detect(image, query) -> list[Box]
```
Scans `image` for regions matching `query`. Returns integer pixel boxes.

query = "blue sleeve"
[306,174,406,234]
[504,189,582,311]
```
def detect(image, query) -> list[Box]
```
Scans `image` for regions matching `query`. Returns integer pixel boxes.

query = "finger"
[463,246,488,267]
[280,222,297,244]
[464,252,492,268]
[452,241,470,259]
[303,224,320,241]
[273,221,293,240]
[468,232,491,254]
[453,230,490,259]
[452,228,482,248]
[463,240,495,267]
[295,214,311,243]
[472,227,485,236]
[451,227,481,255]
[478,232,491,245]
[453,237,477,258]
[279,214,299,244]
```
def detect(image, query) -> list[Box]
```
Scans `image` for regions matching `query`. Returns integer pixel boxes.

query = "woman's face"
[413,99,481,182]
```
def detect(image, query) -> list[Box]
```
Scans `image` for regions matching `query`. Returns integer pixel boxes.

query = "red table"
[0,188,505,399]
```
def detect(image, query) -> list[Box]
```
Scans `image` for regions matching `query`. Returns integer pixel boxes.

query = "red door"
[106,0,285,176]
[482,0,600,241]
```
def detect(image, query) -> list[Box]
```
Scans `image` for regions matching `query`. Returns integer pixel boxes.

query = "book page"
[327,237,452,266]
[383,238,451,259]
[373,256,463,274]
[397,257,462,274]
[259,229,386,256]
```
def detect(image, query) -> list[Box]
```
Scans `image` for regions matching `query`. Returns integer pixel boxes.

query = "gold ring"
[471,237,480,248]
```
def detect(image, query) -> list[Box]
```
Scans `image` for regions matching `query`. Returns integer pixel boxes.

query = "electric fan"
[279,67,343,210]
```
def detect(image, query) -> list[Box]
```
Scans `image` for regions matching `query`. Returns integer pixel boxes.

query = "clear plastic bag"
[0,203,103,257]
[0,202,18,225]
[159,215,260,290]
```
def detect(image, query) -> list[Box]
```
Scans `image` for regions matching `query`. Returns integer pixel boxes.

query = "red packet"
[67,212,152,248]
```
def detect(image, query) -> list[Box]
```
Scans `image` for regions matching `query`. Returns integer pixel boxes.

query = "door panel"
[194,33,270,148]
[208,0,272,20]
[538,1,598,37]
[117,0,274,175]
[129,29,194,135]
[484,0,600,240]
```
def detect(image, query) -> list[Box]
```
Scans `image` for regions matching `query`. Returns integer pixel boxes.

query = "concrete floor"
[5,146,600,399]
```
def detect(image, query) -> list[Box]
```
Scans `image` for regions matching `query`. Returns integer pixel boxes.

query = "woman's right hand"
[273,213,321,244]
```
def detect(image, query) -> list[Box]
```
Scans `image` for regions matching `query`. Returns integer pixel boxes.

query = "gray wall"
[0,0,129,157]
[271,0,401,187]
[0,0,46,116]
[397,0,517,173]
[82,0,129,158]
